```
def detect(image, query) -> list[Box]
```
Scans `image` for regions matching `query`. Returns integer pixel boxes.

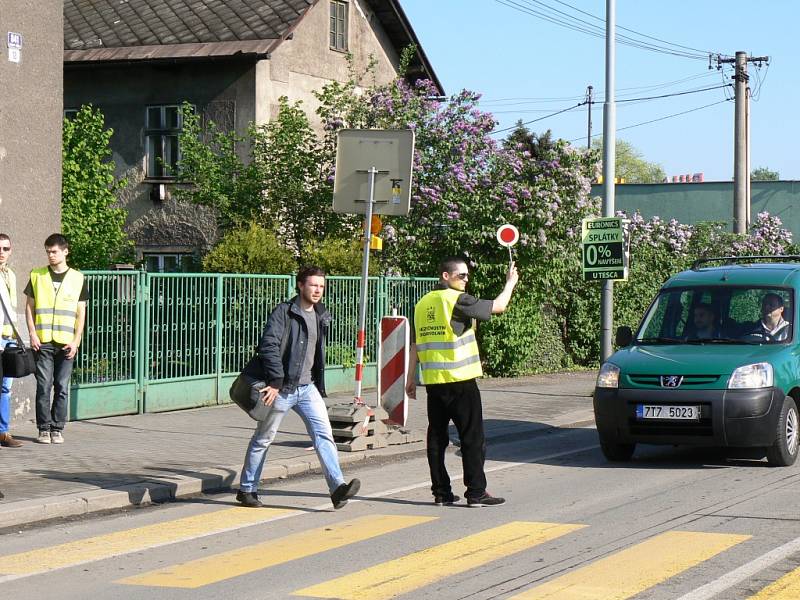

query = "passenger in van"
[748,293,791,341]
[690,303,720,339]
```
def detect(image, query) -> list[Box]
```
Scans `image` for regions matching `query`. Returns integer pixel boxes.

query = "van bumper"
[593,386,784,447]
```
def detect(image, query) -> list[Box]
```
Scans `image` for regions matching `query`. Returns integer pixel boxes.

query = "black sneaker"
[331,478,361,509]
[236,490,264,508]
[467,493,506,507]
[433,493,460,506]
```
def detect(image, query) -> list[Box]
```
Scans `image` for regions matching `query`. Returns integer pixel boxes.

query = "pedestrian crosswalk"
[1,503,798,599]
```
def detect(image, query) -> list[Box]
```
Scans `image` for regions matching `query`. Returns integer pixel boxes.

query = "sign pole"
[601,0,617,363]
[353,166,378,406]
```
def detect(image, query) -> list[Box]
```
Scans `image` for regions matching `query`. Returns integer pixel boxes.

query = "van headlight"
[597,363,620,388]
[727,362,773,389]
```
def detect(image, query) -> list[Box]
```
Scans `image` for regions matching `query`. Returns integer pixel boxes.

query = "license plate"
[636,404,700,420]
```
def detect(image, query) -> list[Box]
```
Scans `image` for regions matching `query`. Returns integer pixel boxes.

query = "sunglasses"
[0,246,10,252]
[451,272,469,280]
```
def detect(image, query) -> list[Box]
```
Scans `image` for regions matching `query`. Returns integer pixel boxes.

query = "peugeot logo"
[660,375,684,388]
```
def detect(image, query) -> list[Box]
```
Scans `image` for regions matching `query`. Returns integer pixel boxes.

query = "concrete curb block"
[0,412,595,530]
[0,439,427,530]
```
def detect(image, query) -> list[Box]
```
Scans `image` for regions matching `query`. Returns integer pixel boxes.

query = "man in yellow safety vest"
[24,234,88,445]
[407,256,518,507]
[0,233,22,447]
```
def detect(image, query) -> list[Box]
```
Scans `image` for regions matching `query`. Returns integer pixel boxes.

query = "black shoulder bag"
[229,314,291,421]
[0,294,35,378]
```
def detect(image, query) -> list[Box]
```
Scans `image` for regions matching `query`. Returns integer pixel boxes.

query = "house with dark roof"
[63,0,441,269]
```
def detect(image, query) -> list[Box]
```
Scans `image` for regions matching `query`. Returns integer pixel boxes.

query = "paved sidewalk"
[0,371,596,528]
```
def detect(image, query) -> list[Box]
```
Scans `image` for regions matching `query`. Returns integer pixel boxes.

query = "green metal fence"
[70,272,436,420]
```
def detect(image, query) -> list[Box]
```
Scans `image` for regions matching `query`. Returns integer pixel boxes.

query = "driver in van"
[750,293,791,341]
[690,303,719,339]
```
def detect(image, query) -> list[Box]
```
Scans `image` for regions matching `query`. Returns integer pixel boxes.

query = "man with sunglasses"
[408,256,518,507]
[0,234,22,447]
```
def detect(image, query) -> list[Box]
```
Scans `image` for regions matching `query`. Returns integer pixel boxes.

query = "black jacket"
[242,296,332,396]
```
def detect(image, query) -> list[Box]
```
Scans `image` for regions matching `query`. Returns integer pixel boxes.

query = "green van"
[594,256,800,466]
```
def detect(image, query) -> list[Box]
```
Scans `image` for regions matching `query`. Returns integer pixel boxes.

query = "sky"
[399,0,799,182]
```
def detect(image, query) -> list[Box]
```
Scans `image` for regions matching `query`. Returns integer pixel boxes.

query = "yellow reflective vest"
[1,268,16,338]
[30,267,85,344]
[414,288,483,385]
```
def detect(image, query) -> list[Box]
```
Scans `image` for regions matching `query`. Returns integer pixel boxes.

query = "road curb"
[0,411,595,530]
[0,436,426,530]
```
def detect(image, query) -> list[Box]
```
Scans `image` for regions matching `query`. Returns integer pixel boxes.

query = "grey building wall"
[593,181,800,238]
[64,60,258,258]
[257,0,401,125]
[0,0,64,425]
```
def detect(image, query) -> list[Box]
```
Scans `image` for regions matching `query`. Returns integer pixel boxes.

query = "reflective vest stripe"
[416,331,477,352]
[50,309,77,318]
[419,354,482,372]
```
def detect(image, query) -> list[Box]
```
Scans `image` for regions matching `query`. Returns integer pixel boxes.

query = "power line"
[481,71,718,106]
[545,0,715,55]
[494,0,712,60]
[492,102,586,134]
[568,99,733,142]
[490,83,731,115]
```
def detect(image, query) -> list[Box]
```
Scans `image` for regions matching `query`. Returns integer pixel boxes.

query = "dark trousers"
[34,343,74,432]
[426,378,487,499]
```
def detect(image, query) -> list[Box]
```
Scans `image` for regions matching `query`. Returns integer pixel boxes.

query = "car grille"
[628,374,721,387]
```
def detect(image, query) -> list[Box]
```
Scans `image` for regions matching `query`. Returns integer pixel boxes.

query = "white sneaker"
[37,431,51,444]
[50,431,64,444]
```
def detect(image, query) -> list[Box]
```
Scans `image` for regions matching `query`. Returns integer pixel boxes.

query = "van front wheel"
[599,435,635,462]
[766,396,799,467]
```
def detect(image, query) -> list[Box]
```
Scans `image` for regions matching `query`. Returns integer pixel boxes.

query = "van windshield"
[636,286,793,345]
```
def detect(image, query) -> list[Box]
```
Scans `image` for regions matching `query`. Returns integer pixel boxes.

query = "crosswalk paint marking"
[293,521,585,600]
[0,442,599,586]
[676,534,800,600]
[0,507,296,580]
[748,566,800,599]
[116,514,436,589]
[509,530,750,599]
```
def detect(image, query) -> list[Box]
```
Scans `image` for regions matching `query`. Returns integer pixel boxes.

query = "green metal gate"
[70,272,436,420]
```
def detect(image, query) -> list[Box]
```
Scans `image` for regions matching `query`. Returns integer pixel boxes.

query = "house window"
[330,1,348,51]
[64,108,79,120]
[145,105,184,179]
[144,253,195,273]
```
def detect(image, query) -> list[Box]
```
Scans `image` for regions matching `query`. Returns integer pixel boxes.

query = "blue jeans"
[0,338,13,433]
[239,384,344,494]
[34,343,74,432]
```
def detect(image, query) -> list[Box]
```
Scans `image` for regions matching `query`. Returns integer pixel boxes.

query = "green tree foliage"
[592,139,666,183]
[202,222,296,274]
[174,103,262,230]
[61,105,132,269]
[751,166,780,181]
[302,237,380,276]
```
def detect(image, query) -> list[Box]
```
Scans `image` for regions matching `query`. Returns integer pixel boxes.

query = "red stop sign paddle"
[496,224,519,247]
[496,224,519,265]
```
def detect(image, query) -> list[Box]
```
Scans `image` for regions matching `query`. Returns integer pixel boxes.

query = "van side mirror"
[615,326,633,347]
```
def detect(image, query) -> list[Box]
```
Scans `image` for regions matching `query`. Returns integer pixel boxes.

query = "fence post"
[136,270,149,414]
[214,274,224,404]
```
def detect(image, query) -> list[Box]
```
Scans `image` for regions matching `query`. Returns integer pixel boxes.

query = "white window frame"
[330,0,348,52]
[144,104,184,180]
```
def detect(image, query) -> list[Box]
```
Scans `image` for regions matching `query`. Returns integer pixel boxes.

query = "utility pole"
[714,51,769,234]
[586,85,593,149]
[600,0,616,362]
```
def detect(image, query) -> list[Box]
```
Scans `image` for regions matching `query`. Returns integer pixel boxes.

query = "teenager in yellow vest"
[408,256,518,507]
[24,234,87,445]
[0,233,22,447]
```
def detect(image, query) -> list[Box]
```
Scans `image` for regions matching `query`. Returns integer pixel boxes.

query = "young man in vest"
[407,256,518,507]
[25,234,88,444]
[236,266,360,509]
[0,233,22,447]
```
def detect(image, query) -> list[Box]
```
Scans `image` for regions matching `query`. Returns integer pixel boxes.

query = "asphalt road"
[2,421,800,599]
